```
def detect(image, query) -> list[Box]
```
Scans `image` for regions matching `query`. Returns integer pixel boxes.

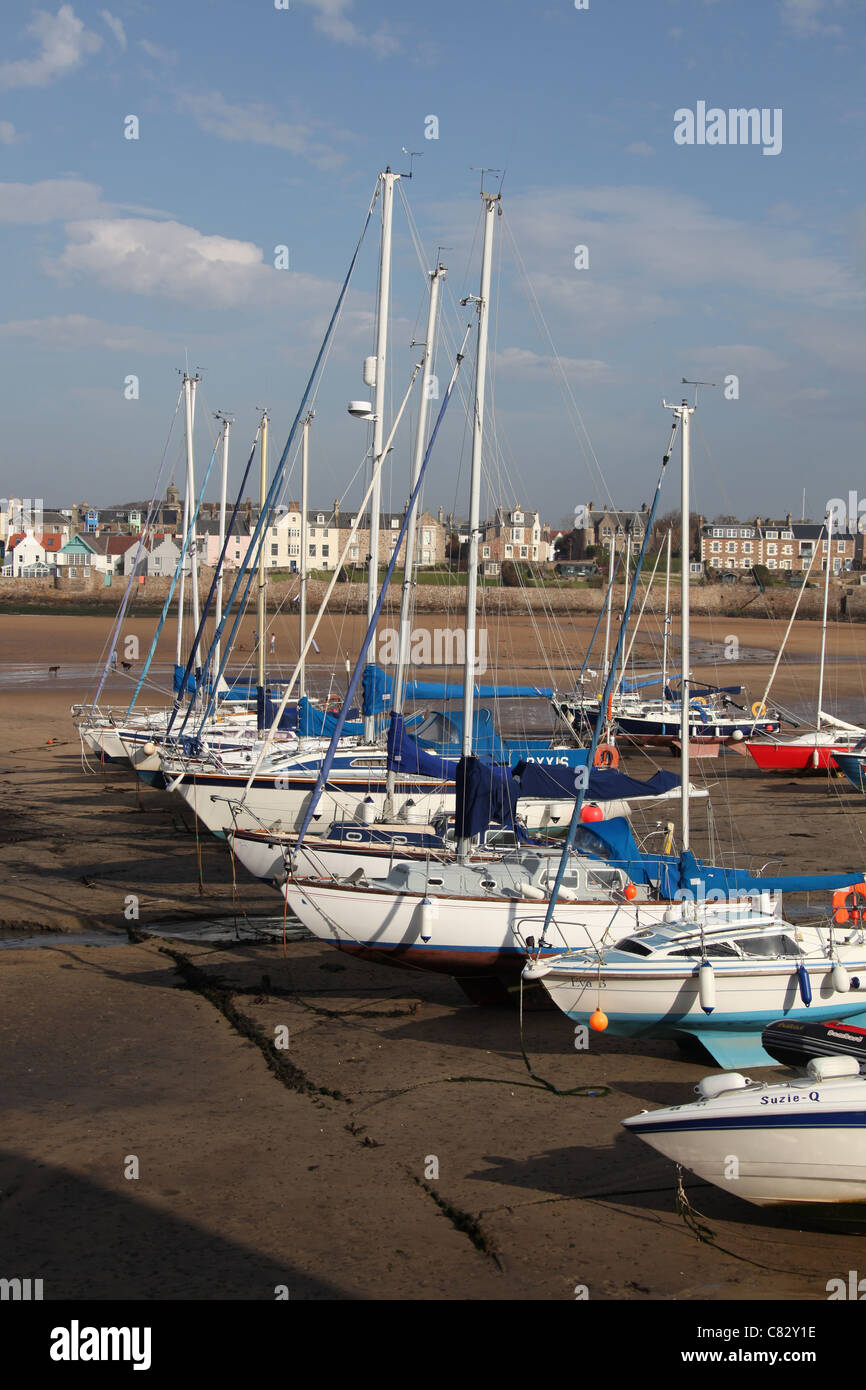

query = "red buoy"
[580,803,603,823]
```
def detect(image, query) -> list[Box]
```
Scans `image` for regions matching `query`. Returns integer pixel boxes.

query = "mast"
[661,527,672,697]
[663,396,695,852]
[387,262,445,801]
[816,510,833,737]
[364,168,398,743]
[458,189,498,860]
[256,409,269,729]
[213,414,231,678]
[602,533,615,682]
[299,410,313,702]
[184,374,201,670]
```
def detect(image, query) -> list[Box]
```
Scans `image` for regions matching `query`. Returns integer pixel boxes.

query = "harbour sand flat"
[1,619,866,1299]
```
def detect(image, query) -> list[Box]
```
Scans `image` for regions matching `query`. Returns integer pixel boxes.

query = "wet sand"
[2,617,866,1300]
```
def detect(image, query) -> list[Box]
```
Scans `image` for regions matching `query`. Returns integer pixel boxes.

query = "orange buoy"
[624,882,637,901]
[834,908,850,925]
[589,1007,609,1032]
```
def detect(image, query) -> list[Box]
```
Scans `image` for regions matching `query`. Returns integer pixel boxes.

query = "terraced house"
[700,516,856,575]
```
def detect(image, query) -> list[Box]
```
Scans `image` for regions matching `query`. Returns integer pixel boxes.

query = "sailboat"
[743,515,865,772]
[524,394,866,1065]
[275,212,824,994]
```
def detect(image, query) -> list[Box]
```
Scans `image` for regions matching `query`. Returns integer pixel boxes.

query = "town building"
[700,516,856,575]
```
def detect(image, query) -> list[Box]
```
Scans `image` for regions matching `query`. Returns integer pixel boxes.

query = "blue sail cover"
[512,760,680,802]
[454,761,684,841]
[296,695,363,738]
[362,663,553,716]
[572,817,866,898]
[455,756,520,839]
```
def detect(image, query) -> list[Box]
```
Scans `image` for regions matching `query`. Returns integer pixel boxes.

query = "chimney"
[438,506,443,524]
[786,512,792,527]
[334,497,340,525]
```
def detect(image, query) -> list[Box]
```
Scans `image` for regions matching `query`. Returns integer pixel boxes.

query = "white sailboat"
[526,393,866,1064]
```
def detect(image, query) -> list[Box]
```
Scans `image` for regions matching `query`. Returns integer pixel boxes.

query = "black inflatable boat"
[762,1018,866,1068]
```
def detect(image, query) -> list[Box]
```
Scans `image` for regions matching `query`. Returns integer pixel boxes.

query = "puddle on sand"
[0,916,312,948]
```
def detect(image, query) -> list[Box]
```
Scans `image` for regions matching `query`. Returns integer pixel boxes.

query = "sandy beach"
[2,615,866,1300]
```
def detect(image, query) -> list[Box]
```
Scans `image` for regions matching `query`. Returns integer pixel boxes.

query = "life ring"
[832,882,866,924]
[751,701,767,719]
[593,743,619,770]
[693,695,709,706]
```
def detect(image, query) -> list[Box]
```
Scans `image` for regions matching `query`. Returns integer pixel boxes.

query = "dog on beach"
[49,665,59,676]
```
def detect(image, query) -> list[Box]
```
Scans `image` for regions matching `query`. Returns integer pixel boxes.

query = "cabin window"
[734,934,799,957]
[345,832,362,841]
[480,879,497,890]
[586,869,623,889]
[669,943,739,958]
[428,877,444,887]
[618,939,652,956]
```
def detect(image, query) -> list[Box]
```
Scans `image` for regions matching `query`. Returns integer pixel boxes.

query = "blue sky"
[1,0,864,529]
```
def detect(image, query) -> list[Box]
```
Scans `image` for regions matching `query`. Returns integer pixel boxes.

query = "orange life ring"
[832,882,866,924]
[593,743,619,770]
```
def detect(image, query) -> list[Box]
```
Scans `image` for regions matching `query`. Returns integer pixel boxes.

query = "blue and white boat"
[622,1025,866,1217]
[526,907,866,1067]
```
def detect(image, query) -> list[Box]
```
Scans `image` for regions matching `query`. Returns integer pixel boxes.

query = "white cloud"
[48,216,341,311]
[625,141,655,156]
[138,38,178,66]
[295,0,400,58]
[493,346,612,381]
[0,5,102,90]
[501,185,861,323]
[100,10,127,51]
[0,178,110,223]
[0,314,191,354]
[0,121,21,145]
[779,0,843,37]
[178,91,347,172]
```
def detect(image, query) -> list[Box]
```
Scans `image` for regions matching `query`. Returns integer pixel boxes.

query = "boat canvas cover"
[453,761,682,842]
[362,663,553,716]
[574,816,866,899]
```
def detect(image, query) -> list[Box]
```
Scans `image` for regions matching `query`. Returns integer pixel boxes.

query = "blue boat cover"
[572,816,866,898]
[453,761,682,841]
[362,663,553,716]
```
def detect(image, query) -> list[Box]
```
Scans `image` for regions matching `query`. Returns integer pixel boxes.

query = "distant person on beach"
[269,634,275,655]
[111,650,118,670]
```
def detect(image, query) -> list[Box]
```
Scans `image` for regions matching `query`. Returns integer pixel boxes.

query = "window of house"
[740,529,751,538]
[271,544,278,556]
[322,545,329,558]
[309,544,315,556]
[391,519,398,529]
[711,541,721,552]
[782,544,793,555]
[742,542,752,554]
[766,530,778,539]
[505,545,513,556]
[316,514,325,524]
[766,543,777,555]
[726,528,737,537]
[520,546,528,557]
[482,545,490,558]
[768,558,777,569]
[726,541,736,553]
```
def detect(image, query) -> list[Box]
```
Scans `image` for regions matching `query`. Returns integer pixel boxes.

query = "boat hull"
[623,1075,866,1211]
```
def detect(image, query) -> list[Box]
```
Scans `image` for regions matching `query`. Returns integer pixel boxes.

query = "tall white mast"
[661,526,672,698]
[602,534,615,682]
[386,262,445,802]
[256,410,269,720]
[364,168,398,743]
[663,397,695,852]
[184,373,201,660]
[458,189,498,860]
[299,410,313,702]
[816,510,833,740]
[213,413,232,678]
